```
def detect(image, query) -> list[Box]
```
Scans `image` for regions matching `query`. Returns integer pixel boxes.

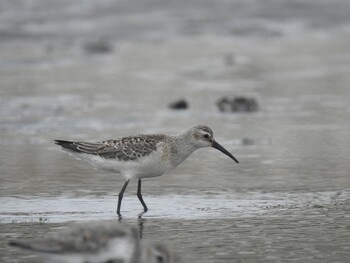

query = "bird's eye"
[203,134,209,139]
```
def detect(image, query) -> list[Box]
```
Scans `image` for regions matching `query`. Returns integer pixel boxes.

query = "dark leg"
[117,180,130,215]
[137,179,148,212]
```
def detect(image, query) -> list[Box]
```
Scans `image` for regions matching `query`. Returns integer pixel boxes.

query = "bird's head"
[189,125,239,163]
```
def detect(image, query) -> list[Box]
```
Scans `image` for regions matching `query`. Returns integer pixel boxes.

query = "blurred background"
[1,0,350,262]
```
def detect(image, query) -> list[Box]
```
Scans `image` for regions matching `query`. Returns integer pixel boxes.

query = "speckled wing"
[101,135,166,161]
[55,135,166,161]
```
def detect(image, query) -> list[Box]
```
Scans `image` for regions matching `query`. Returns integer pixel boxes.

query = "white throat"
[170,131,200,167]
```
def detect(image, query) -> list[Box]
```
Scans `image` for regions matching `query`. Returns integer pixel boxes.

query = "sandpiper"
[55,125,239,215]
[9,221,172,263]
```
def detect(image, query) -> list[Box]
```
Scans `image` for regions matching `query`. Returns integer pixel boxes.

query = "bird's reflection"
[9,220,172,263]
[117,212,147,240]
[137,212,146,239]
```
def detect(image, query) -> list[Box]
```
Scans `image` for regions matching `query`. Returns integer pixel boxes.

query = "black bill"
[212,140,239,163]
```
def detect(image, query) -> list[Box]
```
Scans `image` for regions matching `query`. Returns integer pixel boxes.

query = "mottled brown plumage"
[55,134,166,161]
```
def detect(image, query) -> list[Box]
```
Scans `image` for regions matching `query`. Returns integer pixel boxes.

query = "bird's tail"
[55,140,104,155]
[54,140,80,152]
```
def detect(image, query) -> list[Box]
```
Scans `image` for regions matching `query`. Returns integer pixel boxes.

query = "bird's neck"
[172,131,198,163]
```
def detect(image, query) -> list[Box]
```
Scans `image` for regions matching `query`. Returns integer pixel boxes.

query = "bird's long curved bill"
[212,141,239,163]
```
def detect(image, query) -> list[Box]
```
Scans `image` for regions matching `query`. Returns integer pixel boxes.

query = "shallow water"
[1,0,350,262]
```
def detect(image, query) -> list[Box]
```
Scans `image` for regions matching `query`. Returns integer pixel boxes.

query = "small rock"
[169,99,188,110]
[217,96,258,113]
[242,138,254,145]
[84,39,112,54]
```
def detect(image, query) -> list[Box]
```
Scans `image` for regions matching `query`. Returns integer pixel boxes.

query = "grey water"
[1,0,350,262]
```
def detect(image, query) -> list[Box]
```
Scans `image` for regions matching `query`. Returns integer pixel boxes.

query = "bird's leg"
[117,180,130,215]
[137,179,148,212]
